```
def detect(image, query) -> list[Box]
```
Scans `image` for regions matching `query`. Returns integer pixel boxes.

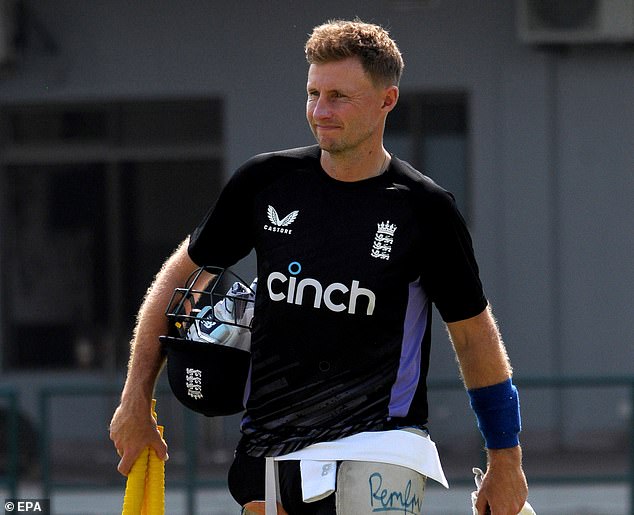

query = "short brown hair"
[305,19,404,87]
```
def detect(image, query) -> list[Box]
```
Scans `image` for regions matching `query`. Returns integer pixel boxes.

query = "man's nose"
[311,97,331,120]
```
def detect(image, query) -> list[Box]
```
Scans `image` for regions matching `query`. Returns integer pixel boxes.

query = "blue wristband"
[468,378,521,449]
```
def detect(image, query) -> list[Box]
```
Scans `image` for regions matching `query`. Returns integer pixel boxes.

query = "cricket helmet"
[160,266,256,417]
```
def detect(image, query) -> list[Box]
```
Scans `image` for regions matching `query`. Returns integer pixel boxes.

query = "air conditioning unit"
[517,0,634,44]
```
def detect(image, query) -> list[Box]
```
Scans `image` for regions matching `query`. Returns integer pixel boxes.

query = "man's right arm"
[109,238,210,476]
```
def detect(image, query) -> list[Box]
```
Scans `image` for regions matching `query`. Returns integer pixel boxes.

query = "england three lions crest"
[185,367,203,400]
[371,221,397,260]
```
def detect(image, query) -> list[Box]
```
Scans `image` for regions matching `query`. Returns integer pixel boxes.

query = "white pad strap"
[264,457,279,515]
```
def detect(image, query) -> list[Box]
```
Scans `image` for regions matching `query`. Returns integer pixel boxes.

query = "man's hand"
[474,447,528,515]
[109,399,168,476]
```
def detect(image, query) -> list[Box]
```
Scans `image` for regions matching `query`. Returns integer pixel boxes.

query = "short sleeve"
[421,192,487,323]
[188,163,256,268]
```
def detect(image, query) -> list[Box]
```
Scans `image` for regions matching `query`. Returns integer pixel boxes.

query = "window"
[0,99,224,370]
[384,92,470,218]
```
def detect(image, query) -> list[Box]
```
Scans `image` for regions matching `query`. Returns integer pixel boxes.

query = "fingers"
[151,436,169,462]
[115,431,169,477]
[476,490,524,515]
[117,450,137,477]
[474,493,490,515]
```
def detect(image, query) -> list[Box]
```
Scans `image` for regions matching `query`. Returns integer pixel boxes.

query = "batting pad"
[336,460,426,515]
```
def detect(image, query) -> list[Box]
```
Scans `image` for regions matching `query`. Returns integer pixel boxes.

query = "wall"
[1,0,633,446]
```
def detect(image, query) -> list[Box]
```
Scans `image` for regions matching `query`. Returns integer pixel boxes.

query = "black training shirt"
[188,145,487,456]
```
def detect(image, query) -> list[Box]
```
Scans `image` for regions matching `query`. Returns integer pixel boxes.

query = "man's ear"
[381,86,399,112]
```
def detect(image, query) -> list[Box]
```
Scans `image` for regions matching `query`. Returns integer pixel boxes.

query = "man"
[110,19,529,514]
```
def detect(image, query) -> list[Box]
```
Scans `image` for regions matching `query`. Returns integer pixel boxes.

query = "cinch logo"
[266,262,376,315]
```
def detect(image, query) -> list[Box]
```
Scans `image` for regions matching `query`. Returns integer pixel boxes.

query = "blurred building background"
[0,0,633,512]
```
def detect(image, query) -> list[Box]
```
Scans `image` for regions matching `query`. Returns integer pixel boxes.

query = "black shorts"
[228,453,336,515]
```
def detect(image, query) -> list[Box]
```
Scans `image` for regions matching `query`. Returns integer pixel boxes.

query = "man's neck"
[320,147,390,182]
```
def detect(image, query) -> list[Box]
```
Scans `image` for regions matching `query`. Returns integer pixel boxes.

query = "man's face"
[306,57,393,156]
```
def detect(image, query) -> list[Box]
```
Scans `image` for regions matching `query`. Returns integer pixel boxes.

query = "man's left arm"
[446,305,529,515]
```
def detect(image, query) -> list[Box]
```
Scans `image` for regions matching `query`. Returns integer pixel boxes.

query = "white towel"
[299,460,337,502]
